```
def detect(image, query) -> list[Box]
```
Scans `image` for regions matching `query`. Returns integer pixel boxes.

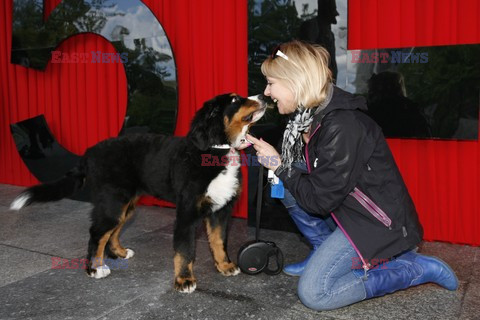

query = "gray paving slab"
[0,244,53,287]
[0,198,176,259]
[0,199,91,258]
[0,184,26,207]
[0,183,478,320]
[0,231,174,320]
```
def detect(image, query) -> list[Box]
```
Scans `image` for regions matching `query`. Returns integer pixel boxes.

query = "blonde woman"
[246,40,458,310]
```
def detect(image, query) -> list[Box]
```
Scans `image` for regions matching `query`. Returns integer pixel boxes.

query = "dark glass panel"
[347,45,480,139]
[248,0,347,97]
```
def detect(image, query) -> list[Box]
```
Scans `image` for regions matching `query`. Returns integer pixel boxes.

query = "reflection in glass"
[12,0,177,135]
[248,0,347,98]
[347,45,480,140]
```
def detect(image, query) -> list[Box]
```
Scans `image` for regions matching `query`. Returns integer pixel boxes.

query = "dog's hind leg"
[86,197,126,279]
[205,212,240,276]
[108,197,139,260]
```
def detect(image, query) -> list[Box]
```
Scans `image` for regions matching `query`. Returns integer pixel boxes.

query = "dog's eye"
[231,96,239,104]
[242,113,253,122]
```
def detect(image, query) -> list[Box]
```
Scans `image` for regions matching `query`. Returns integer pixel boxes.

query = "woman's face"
[264,77,296,114]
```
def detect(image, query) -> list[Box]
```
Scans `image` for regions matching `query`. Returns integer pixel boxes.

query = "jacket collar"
[310,86,368,131]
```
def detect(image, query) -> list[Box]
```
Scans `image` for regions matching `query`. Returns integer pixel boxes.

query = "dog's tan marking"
[174,253,182,278]
[109,197,138,257]
[92,230,114,268]
[205,220,238,275]
[224,104,261,142]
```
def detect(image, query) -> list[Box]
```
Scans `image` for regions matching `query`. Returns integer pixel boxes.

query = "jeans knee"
[298,282,335,311]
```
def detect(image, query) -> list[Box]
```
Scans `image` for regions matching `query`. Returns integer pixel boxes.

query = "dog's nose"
[248,94,267,104]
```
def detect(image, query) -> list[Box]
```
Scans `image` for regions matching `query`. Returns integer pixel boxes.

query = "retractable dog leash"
[237,165,284,275]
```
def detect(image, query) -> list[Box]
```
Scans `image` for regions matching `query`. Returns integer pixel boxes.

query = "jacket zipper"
[350,187,392,229]
[305,124,321,172]
[305,123,370,275]
[306,125,392,229]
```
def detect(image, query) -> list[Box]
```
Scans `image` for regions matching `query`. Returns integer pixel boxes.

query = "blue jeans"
[298,228,367,310]
[279,162,366,309]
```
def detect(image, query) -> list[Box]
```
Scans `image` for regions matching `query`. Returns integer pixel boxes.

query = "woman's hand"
[235,140,252,150]
[246,134,282,171]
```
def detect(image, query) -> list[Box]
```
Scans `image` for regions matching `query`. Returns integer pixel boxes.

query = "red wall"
[1,0,479,245]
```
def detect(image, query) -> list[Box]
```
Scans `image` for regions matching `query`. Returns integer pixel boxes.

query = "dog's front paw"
[174,277,197,293]
[217,262,241,276]
[124,248,135,259]
[88,265,111,279]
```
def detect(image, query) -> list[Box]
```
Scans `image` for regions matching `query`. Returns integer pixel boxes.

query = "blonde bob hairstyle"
[261,40,333,109]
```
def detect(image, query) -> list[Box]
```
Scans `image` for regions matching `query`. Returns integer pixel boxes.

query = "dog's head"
[187,93,267,150]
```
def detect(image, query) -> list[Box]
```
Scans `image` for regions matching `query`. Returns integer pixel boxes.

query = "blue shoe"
[396,251,459,291]
[354,250,459,300]
[283,250,315,276]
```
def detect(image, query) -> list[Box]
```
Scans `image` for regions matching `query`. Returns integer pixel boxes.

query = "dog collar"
[211,144,231,149]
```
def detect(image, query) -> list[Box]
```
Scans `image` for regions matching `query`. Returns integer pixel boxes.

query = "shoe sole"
[282,269,302,277]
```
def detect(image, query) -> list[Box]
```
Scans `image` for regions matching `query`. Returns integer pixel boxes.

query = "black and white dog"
[10,93,267,293]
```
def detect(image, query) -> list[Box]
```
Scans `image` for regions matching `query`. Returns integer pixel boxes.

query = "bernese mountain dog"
[10,93,267,293]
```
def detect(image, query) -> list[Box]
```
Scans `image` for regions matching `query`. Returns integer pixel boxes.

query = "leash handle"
[264,246,284,275]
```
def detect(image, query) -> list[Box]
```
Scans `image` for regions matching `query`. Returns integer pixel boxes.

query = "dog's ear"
[187,118,210,151]
[187,98,224,150]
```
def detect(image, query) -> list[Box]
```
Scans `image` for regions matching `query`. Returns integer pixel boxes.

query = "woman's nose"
[264,86,270,96]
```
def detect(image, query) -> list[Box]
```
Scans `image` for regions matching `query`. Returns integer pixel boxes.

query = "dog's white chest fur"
[206,149,240,212]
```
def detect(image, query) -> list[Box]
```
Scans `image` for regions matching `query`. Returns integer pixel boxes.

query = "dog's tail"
[10,158,87,211]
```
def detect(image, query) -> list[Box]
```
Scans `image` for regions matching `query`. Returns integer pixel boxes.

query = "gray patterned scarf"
[280,106,316,174]
[280,84,334,175]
